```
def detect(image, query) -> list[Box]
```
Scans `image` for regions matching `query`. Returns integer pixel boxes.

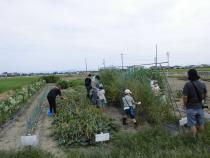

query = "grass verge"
[0,77,39,93]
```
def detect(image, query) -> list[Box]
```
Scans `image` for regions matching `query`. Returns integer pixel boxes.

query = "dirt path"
[105,106,142,133]
[0,84,66,157]
[0,86,49,150]
[37,97,66,157]
[0,90,15,101]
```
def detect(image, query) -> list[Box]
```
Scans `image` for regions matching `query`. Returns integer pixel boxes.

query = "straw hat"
[124,89,132,94]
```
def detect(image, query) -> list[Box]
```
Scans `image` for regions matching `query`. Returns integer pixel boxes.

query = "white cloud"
[0,0,210,72]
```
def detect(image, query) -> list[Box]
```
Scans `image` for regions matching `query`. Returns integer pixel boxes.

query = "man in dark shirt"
[47,86,64,114]
[85,73,92,98]
[183,69,207,137]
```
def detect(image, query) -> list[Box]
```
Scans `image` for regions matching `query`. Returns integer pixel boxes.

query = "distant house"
[172,65,183,69]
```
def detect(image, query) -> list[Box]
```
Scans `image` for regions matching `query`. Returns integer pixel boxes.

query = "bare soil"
[105,106,145,133]
[0,86,48,150]
[0,90,15,101]
[37,104,66,158]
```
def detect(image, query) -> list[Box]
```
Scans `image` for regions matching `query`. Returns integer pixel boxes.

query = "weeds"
[100,69,174,124]
[0,148,54,158]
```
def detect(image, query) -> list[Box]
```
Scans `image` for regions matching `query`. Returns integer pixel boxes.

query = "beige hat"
[124,89,132,94]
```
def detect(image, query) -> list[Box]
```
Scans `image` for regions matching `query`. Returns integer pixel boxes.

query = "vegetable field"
[0,71,210,158]
[0,79,45,125]
[52,86,118,146]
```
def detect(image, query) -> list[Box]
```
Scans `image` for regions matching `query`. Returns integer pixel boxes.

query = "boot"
[122,118,127,125]
[134,122,138,129]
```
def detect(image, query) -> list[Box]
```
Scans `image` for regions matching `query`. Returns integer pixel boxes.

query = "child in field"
[151,81,160,96]
[122,89,141,128]
[97,85,107,112]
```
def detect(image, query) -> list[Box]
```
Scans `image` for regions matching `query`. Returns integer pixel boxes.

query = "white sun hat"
[124,89,132,94]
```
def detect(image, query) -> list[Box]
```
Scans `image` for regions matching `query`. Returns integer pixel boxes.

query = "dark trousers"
[47,96,56,113]
[86,86,92,98]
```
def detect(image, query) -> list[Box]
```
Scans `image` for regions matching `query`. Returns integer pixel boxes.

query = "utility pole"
[120,53,124,70]
[155,44,158,68]
[166,52,170,67]
[103,58,106,69]
[84,58,87,73]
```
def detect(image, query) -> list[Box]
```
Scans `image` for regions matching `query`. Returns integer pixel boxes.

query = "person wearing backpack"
[183,69,208,137]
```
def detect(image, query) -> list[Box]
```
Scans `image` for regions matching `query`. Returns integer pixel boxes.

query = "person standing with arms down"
[97,85,107,111]
[47,85,64,114]
[183,69,208,137]
[85,73,92,99]
[91,75,101,104]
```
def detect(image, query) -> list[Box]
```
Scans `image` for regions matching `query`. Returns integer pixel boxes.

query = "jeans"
[186,108,204,127]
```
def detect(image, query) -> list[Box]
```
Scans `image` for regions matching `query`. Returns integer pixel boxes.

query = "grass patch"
[68,79,84,88]
[65,124,210,158]
[167,67,210,73]
[42,75,60,83]
[0,148,54,158]
[0,77,39,93]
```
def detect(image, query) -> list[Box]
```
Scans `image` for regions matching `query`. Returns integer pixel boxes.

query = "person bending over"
[47,85,64,114]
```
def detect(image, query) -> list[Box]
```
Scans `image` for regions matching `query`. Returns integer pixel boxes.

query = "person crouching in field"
[122,89,141,128]
[183,69,207,137]
[47,85,64,115]
[97,85,107,112]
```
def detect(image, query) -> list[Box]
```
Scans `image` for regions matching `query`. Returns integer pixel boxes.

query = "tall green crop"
[100,69,173,124]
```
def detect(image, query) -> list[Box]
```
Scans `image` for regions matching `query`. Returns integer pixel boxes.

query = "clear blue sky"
[0,0,210,73]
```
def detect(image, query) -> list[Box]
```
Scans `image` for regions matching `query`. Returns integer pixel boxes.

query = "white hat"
[124,89,132,94]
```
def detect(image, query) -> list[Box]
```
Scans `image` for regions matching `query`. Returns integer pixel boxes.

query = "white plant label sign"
[21,135,38,146]
[179,117,187,126]
[95,133,110,142]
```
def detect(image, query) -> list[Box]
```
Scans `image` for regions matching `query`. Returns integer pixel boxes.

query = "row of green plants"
[57,79,84,89]
[100,69,174,124]
[52,86,118,147]
[42,75,60,83]
[65,123,210,158]
[0,80,46,125]
[41,75,84,89]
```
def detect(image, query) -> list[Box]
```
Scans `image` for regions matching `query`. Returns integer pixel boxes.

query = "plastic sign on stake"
[179,117,187,126]
[21,135,38,146]
[95,133,110,142]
